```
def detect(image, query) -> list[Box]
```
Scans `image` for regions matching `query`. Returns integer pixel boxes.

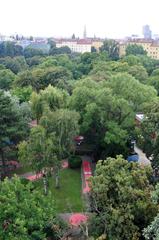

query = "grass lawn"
[35,168,84,213]
[12,165,32,175]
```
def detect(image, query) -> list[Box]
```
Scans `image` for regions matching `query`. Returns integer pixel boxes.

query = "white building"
[56,39,92,53]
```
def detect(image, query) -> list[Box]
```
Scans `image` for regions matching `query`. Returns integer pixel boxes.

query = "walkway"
[81,155,93,194]
[134,145,150,165]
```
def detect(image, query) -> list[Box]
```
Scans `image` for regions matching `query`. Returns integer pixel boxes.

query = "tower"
[142,25,152,39]
[83,25,87,39]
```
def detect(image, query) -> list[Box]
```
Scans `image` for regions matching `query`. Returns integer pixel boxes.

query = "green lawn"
[35,168,84,213]
[12,165,32,175]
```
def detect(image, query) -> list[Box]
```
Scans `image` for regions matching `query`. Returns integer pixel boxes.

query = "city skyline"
[0,0,159,38]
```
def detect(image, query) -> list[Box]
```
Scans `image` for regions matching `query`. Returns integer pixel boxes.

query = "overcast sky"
[0,0,159,38]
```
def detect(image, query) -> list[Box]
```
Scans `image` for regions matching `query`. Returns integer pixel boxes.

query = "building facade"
[119,39,159,60]
[56,39,92,53]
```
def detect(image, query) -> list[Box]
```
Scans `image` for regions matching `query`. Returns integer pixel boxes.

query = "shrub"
[68,155,82,168]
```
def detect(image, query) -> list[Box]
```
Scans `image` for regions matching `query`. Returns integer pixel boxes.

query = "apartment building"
[119,39,159,60]
[56,39,92,53]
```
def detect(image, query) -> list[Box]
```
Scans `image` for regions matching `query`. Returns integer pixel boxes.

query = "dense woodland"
[1,40,159,239]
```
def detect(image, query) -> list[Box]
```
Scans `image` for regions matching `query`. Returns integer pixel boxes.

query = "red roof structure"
[69,213,88,226]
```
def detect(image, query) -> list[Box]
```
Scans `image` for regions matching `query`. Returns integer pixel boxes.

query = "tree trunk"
[0,148,6,180]
[55,169,60,189]
[43,175,48,195]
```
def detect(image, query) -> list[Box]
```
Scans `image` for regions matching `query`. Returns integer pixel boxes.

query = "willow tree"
[40,108,80,188]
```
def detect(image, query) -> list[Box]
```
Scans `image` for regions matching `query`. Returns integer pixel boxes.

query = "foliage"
[128,64,148,83]
[100,40,119,60]
[40,108,80,158]
[89,155,157,239]
[18,126,58,173]
[139,100,159,166]
[0,176,63,240]
[11,86,33,102]
[147,75,159,95]
[30,85,68,122]
[144,183,159,239]
[107,73,157,111]
[0,56,28,74]
[0,91,30,177]
[126,44,147,56]
[68,155,82,168]
[50,46,71,55]
[70,78,135,158]
[0,69,15,90]
[0,41,23,57]
[14,66,72,91]
[24,47,44,58]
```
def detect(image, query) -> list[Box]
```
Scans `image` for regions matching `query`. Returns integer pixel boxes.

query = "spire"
[83,25,87,39]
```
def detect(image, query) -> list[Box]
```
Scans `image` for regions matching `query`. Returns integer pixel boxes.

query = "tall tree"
[0,176,64,240]
[18,126,59,190]
[0,91,30,178]
[144,183,159,240]
[89,155,157,239]
[0,69,15,90]
[40,108,80,187]
[30,85,68,123]
[126,44,147,56]
[100,39,119,60]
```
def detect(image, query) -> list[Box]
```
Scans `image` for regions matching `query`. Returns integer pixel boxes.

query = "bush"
[68,155,82,168]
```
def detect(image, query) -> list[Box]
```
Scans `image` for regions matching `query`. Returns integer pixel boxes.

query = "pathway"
[134,145,150,166]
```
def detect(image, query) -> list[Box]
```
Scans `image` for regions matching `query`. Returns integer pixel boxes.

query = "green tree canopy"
[0,69,15,90]
[144,183,159,240]
[0,176,63,240]
[24,47,44,58]
[126,44,147,56]
[31,85,68,122]
[0,56,28,74]
[100,39,119,60]
[89,155,157,239]
[0,91,30,178]
[14,66,72,91]
[0,41,23,57]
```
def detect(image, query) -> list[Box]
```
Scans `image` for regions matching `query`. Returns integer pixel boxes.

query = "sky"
[0,0,159,38]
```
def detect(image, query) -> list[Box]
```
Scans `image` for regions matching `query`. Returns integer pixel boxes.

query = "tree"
[144,183,159,239]
[70,78,135,158]
[0,41,23,57]
[128,64,148,83]
[147,75,159,95]
[50,46,71,55]
[18,126,59,191]
[91,46,97,53]
[0,176,64,239]
[100,39,119,60]
[89,155,157,239]
[24,47,44,58]
[0,91,30,178]
[0,69,15,90]
[30,85,68,123]
[14,66,72,91]
[139,100,159,166]
[107,73,157,112]
[11,86,33,103]
[0,56,28,74]
[126,44,147,56]
[40,108,80,187]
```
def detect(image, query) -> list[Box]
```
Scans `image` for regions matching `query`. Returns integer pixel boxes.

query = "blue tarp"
[127,154,139,162]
